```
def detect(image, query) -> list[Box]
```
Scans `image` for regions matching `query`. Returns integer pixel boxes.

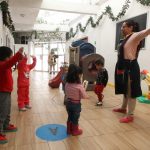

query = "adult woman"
[113,20,150,123]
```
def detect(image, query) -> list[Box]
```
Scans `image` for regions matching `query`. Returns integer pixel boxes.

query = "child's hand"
[83,80,88,90]
[24,52,27,58]
[30,55,36,59]
[18,47,24,54]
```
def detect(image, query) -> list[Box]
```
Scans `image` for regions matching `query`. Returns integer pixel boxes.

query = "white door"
[34,43,49,72]
[34,42,65,72]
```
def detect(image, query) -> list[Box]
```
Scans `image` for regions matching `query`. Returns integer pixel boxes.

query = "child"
[17,54,36,111]
[48,51,57,74]
[65,64,88,136]
[94,59,108,106]
[61,66,68,105]
[0,46,24,144]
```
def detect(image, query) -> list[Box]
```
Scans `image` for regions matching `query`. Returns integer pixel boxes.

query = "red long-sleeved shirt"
[17,57,36,87]
[0,52,23,92]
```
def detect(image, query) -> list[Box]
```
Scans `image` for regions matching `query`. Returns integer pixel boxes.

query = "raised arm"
[28,55,36,70]
[135,28,150,42]
[0,47,23,69]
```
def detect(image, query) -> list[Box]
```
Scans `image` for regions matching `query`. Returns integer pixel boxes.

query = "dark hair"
[95,59,104,66]
[66,64,82,83]
[88,61,97,72]
[0,46,13,61]
[125,20,140,32]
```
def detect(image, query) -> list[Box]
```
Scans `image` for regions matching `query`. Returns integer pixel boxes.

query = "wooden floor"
[1,71,150,150]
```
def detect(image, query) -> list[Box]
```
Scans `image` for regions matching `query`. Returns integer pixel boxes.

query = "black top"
[115,34,142,97]
[96,68,108,87]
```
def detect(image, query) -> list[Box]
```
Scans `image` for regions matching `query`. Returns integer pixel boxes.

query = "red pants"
[17,87,29,108]
[94,84,104,102]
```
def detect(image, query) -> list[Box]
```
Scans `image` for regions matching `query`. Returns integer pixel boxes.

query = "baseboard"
[107,83,114,87]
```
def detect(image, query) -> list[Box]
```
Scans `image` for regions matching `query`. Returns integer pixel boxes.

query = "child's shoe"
[71,124,82,136]
[19,107,27,111]
[0,134,8,144]
[3,124,17,132]
[112,108,126,114]
[25,105,32,109]
[96,101,103,106]
[119,116,134,123]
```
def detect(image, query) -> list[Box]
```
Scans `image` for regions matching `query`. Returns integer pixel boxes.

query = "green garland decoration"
[0,1,15,33]
[136,0,150,6]
[66,0,131,40]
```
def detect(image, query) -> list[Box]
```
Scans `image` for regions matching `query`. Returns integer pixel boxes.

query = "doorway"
[34,42,65,72]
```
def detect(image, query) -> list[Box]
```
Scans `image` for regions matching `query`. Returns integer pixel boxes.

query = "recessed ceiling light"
[20,14,25,17]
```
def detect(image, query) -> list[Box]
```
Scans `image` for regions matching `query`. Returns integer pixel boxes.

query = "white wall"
[0,10,15,49]
[3,26,15,50]
[67,0,150,93]
[15,44,28,54]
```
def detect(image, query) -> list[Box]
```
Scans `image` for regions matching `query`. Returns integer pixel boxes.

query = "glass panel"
[34,42,66,72]
[42,55,49,71]
[58,43,65,55]
[43,43,49,55]
[35,47,43,55]
[50,43,57,52]
[58,55,64,68]
[36,10,80,26]
[35,55,42,71]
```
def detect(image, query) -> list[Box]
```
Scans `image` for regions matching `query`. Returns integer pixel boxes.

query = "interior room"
[0,0,150,149]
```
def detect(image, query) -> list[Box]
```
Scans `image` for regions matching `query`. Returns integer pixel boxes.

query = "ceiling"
[8,0,108,32]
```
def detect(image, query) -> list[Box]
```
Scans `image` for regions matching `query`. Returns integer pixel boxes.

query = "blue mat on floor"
[36,124,68,141]
[137,96,150,104]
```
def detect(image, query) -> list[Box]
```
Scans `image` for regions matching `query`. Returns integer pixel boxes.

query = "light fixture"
[20,14,25,17]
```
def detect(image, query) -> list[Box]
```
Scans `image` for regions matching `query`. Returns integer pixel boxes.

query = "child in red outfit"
[94,59,108,106]
[0,46,24,144]
[17,54,36,111]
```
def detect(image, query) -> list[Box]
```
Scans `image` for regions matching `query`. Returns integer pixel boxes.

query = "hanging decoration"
[66,0,131,40]
[0,1,15,33]
[1,0,149,39]
[36,18,48,24]
[136,0,150,6]
[30,29,65,42]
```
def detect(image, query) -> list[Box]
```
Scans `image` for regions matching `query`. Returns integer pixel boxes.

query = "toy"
[83,80,88,90]
[141,70,150,99]
[137,70,150,104]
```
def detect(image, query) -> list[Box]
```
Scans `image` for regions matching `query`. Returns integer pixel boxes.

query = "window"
[21,36,28,44]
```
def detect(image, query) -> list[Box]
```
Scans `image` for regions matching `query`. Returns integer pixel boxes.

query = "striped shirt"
[124,28,150,60]
[65,83,88,102]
